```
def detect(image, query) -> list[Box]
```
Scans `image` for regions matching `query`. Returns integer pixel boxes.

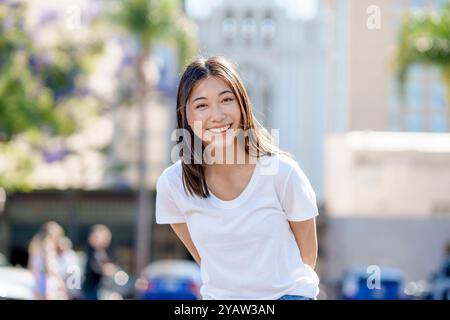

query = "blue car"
[340,266,405,300]
[135,259,201,300]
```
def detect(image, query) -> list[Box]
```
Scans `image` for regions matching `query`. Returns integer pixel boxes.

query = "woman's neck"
[204,143,257,177]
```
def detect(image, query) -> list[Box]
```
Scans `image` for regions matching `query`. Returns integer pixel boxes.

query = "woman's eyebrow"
[218,90,233,96]
[191,90,233,103]
[191,96,206,103]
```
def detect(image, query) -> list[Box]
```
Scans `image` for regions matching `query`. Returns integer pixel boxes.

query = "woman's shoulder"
[261,152,312,192]
[260,152,301,177]
[157,159,183,189]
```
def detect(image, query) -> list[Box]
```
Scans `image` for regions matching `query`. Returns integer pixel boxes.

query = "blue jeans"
[278,295,313,300]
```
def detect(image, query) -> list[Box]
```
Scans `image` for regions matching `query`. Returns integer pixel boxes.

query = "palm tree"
[395,3,450,128]
[109,0,196,273]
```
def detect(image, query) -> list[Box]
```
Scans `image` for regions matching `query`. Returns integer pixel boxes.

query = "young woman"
[156,56,319,300]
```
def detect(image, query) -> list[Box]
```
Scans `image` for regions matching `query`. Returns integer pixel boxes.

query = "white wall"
[326,132,450,217]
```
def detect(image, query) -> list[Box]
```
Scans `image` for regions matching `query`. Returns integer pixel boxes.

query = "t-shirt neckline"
[207,156,262,209]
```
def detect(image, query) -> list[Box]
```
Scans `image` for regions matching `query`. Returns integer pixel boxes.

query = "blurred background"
[0,0,449,300]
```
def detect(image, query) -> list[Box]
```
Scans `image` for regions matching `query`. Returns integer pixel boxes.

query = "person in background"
[81,224,117,300]
[28,221,68,300]
[56,236,81,300]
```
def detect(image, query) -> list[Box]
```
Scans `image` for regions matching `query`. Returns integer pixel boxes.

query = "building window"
[241,12,257,44]
[404,66,425,131]
[406,82,423,111]
[411,0,425,12]
[222,11,237,43]
[432,68,447,108]
[261,12,276,45]
[431,70,448,132]
[432,81,446,111]
[431,115,447,132]
[433,0,447,9]
[390,0,448,133]
[406,113,422,132]
[399,66,448,132]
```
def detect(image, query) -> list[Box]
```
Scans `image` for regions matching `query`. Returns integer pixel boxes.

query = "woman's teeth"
[208,124,231,133]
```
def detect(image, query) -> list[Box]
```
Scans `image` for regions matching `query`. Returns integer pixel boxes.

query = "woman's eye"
[222,97,234,103]
[196,104,207,109]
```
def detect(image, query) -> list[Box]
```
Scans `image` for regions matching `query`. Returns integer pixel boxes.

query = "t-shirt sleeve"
[155,173,186,224]
[280,162,319,221]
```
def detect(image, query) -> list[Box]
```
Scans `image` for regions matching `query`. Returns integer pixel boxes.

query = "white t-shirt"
[155,153,320,300]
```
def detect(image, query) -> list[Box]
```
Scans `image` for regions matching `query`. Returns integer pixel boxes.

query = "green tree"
[0,2,104,191]
[0,3,76,142]
[109,0,197,272]
[395,4,450,127]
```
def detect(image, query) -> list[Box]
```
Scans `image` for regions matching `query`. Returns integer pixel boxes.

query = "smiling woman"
[175,56,285,198]
[156,56,320,300]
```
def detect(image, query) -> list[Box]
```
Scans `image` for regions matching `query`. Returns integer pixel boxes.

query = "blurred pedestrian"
[81,224,117,300]
[28,221,69,300]
[57,236,81,300]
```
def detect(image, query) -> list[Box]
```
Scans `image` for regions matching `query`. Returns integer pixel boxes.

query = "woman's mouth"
[207,124,232,134]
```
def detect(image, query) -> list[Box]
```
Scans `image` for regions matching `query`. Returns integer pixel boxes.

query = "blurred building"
[320,0,450,297]
[185,0,328,202]
[323,0,448,133]
[324,131,450,293]
[326,132,450,217]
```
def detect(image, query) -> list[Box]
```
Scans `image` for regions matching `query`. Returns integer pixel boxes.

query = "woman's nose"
[210,104,226,121]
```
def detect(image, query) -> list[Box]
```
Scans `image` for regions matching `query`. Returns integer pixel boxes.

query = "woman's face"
[186,76,242,150]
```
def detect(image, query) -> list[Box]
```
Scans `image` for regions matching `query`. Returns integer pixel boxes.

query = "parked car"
[340,266,405,300]
[0,266,35,300]
[135,259,201,300]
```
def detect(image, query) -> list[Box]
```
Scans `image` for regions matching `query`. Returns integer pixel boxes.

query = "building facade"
[323,0,448,133]
[321,0,450,297]
[324,131,450,293]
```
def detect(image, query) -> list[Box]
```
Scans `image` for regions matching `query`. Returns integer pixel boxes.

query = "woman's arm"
[170,223,202,265]
[289,218,318,269]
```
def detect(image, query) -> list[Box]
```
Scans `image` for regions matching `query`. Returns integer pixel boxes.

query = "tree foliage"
[395,3,450,105]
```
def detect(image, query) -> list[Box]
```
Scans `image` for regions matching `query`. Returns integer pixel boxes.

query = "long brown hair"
[176,56,290,198]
